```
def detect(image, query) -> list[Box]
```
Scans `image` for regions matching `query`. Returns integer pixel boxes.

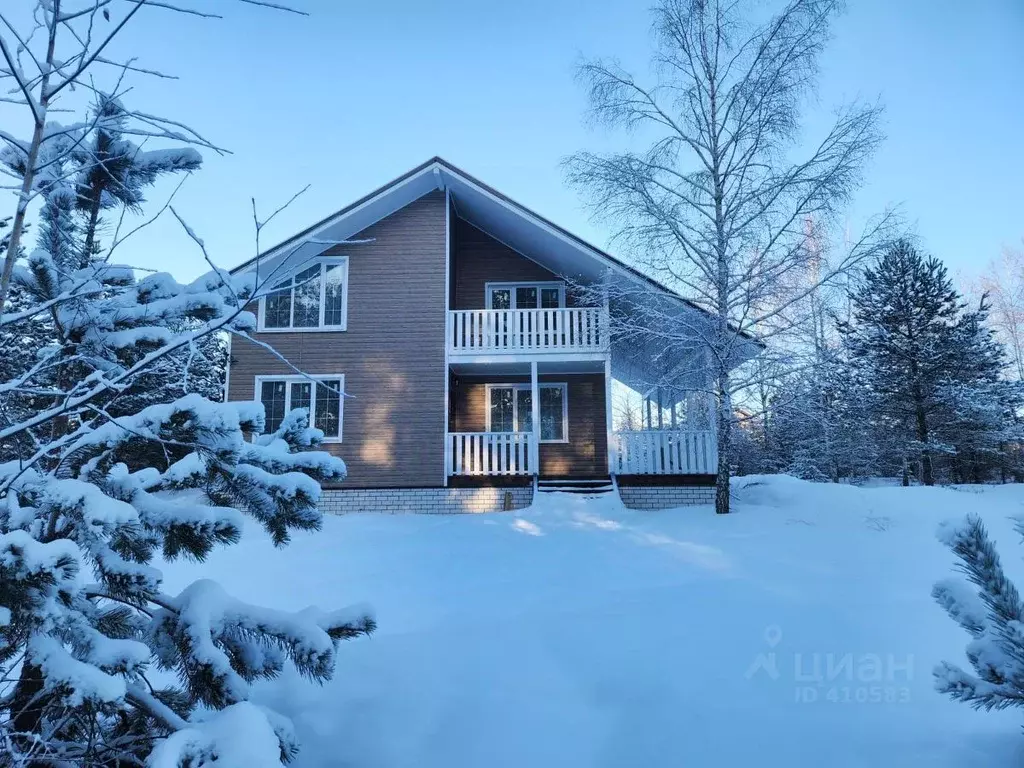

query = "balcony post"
[530,360,540,475]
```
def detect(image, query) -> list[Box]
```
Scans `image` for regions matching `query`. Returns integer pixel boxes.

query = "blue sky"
[42,0,1024,283]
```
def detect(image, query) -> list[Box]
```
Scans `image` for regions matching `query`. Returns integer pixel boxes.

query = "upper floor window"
[486,281,565,310]
[259,257,348,331]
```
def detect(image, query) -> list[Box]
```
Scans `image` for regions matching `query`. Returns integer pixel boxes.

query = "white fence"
[446,432,536,476]
[612,430,716,475]
[448,307,608,354]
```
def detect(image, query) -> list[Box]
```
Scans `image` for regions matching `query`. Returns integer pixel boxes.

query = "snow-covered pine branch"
[933,514,1024,711]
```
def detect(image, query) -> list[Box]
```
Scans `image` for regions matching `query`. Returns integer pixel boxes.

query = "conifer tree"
[0,117,370,767]
[840,241,998,485]
[0,99,223,434]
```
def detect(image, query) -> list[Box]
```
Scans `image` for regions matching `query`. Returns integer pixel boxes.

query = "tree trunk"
[11,662,47,758]
[0,119,45,313]
[715,372,731,514]
[915,402,934,486]
[81,188,104,269]
[0,24,56,314]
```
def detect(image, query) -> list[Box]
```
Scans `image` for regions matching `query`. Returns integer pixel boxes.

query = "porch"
[445,429,717,478]
[446,362,608,479]
[444,361,717,479]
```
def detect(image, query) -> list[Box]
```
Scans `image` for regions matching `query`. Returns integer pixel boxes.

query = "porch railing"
[611,430,716,475]
[446,432,536,476]
[447,307,609,354]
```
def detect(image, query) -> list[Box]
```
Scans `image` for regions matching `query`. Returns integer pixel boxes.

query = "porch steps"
[537,478,615,496]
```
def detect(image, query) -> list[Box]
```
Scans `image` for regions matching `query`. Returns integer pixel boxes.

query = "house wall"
[450,216,582,309]
[227,190,447,488]
[450,373,608,477]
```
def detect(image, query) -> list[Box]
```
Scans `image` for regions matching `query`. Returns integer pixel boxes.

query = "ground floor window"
[256,374,344,440]
[486,383,567,443]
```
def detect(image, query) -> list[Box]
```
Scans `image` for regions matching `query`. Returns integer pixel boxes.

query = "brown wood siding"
[227,190,447,487]
[451,216,581,309]
[451,373,608,477]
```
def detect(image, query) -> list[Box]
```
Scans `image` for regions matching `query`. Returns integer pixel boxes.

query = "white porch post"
[605,356,614,477]
[656,387,664,430]
[530,361,540,476]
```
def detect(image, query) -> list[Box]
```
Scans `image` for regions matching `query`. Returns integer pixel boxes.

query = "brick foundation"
[618,485,715,509]
[319,484,713,515]
[319,486,534,515]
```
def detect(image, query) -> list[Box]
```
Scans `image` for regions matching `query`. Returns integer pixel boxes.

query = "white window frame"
[254,374,345,442]
[485,382,568,444]
[484,281,566,309]
[257,257,349,332]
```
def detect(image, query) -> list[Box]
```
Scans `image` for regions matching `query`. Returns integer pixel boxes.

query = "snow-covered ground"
[163,476,1024,767]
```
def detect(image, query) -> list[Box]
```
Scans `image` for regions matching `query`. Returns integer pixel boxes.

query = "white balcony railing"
[446,432,536,476]
[611,430,716,475]
[448,307,609,354]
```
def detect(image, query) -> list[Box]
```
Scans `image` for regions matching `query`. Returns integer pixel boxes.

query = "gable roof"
[230,156,760,347]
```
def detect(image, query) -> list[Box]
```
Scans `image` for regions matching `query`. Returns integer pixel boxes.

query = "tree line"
[732,239,1024,486]
[567,0,1020,503]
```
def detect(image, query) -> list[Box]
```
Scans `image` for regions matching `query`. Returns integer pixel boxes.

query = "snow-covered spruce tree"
[940,379,1024,483]
[0,122,88,411]
[934,515,1024,711]
[770,342,905,482]
[840,241,1014,485]
[936,299,1024,483]
[0,252,373,765]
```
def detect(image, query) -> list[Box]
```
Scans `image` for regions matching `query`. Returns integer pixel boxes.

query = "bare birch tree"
[973,241,1024,381]
[566,0,894,513]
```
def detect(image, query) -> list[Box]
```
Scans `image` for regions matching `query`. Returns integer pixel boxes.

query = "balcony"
[447,307,609,357]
